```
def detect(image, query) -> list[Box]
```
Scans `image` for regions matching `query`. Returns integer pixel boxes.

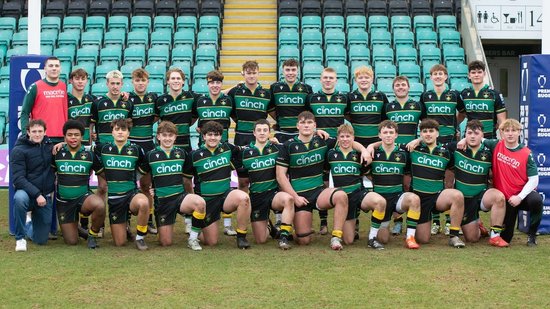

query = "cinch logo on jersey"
[101,112,126,122]
[238,98,266,109]
[201,109,228,118]
[203,156,229,169]
[70,106,90,118]
[333,164,358,174]
[163,102,191,113]
[427,104,452,114]
[417,155,444,168]
[133,106,154,117]
[352,104,378,112]
[374,164,400,174]
[296,153,322,165]
[106,157,133,168]
[278,95,304,104]
[465,102,489,111]
[156,162,182,174]
[58,162,87,173]
[315,106,343,115]
[251,157,276,169]
[458,159,485,173]
[496,152,520,168]
[390,114,415,122]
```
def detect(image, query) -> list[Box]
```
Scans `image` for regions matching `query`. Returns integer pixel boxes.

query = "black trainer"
[236,237,250,249]
[367,237,385,250]
[147,222,158,235]
[126,226,135,241]
[278,235,291,250]
[527,234,538,247]
[78,226,89,240]
[267,219,280,239]
[87,235,98,249]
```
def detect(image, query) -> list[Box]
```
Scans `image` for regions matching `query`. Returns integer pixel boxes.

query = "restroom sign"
[471,0,541,39]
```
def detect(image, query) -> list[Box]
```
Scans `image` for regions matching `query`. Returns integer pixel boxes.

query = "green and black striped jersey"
[410,143,453,195]
[95,141,144,197]
[52,145,100,200]
[370,144,409,195]
[347,89,388,146]
[383,99,425,144]
[228,83,272,134]
[269,81,312,133]
[306,91,348,137]
[459,85,506,138]
[139,146,192,201]
[452,143,492,198]
[156,91,197,151]
[68,93,95,144]
[327,146,367,194]
[239,142,280,194]
[91,96,133,144]
[129,91,158,142]
[277,136,336,199]
[420,89,464,142]
[190,142,239,200]
[193,93,233,142]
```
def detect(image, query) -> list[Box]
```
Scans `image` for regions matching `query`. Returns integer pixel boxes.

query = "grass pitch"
[1,189,550,308]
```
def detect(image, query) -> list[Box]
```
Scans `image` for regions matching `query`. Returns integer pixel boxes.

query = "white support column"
[27,0,41,54]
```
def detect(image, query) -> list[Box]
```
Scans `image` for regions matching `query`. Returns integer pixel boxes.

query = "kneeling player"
[327,124,386,249]
[95,119,151,250]
[239,119,295,249]
[190,121,252,249]
[139,121,207,250]
[53,120,106,248]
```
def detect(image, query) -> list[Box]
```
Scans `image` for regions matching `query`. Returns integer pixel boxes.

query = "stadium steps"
[219,0,278,87]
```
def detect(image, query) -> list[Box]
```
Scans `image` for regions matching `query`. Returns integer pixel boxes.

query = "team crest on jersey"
[409,103,416,109]
[108,146,113,151]
[59,214,65,222]
[391,104,395,109]
[220,99,227,105]
[80,153,87,160]
[336,97,342,103]
[202,99,208,104]
[295,145,300,150]
[199,151,204,157]
[145,97,152,103]
[297,86,303,92]
[395,153,402,161]
[112,214,117,221]
[249,150,254,155]
[259,91,266,98]
[317,96,321,101]
[126,148,133,155]
[279,85,284,90]
[121,103,127,109]
[175,152,181,158]
[428,94,432,99]
[372,95,378,100]
[160,216,166,224]
[445,94,452,101]
[333,153,338,158]
[62,152,66,157]
[480,152,488,161]
[163,97,168,103]
[483,91,489,98]
[156,153,160,158]
[313,141,319,148]
[266,147,272,154]
[351,154,358,161]
[104,102,108,107]
[130,98,135,102]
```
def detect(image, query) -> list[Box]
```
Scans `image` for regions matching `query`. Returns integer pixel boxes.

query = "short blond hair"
[499,119,522,131]
[354,65,373,78]
[337,123,354,136]
[106,70,123,81]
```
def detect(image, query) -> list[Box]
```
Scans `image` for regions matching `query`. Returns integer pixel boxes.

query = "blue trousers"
[13,190,53,245]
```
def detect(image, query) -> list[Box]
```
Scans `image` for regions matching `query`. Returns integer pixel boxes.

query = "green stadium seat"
[191,79,208,94]
[58,31,80,49]
[409,82,424,100]
[393,30,414,48]
[368,15,388,31]
[346,15,366,31]
[176,16,197,33]
[0,81,9,99]
[451,79,471,92]
[439,30,461,47]
[413,15,434,31]
[131,16,152,33]
[108,16,129,32]
[301,16,322,31]
[372,45,394,63]
[91,82,108,96]
[370,29,391,47]
[396,45,418,63]
[199,15,220,33]
[41,45,54,56]
[0,96,8,112]
[148,80,166,93]
[41,30,58,48]
[325,45,347,63]
[197,29,219,48]
[59,62,72,82]
[195,45,217,66]
[301,29,323,47]
[62,16,84,32]
[399,62,421,83]
[151,30,173,48]
[148,45,170,63]
[278,46,300,66]
[350,61,371,76]
[422,60,440,80]
[76,47,99,63]
[104,30,126,48]
[6,47,27,64]
[0,17,16,31]
[443,45,465,64]
[170,62,192,81]
[41,16,61,34]
[278,16,299,32]
[302,62,324,80]
[122,80,134,93]
[391,16,411,32]
[419,46,441,63]
[0,49,5,66]
[336,81,350,92]
[12,31,28,47]
[85,16,107,33]
[436,15,457,31]
[171,45,194,65]
[0,30,13,50]
[145,63,167,82]
[80,31,103,49]
[327,61,349,82]
[74,63,96,81]
[325,29,346,47]
[154,16,175,33]
[174,29,196,49]
[416,29,438,47]
[0,66,9,82]
[127,30,149,47]
[324,16,344,31]
[447,62,469,80]
[347,29,368,48]
[349,45,370,63]
[375,62,396,82]
[95,63,118,83]
[307,79,321,92]
[193,62,214,80]
[54,47,75,63]
[124,46,146,66]
[376,79,395,100]
[279,29,299,47]
[302,45,323,64]
[100,47,122,65]
[18,17,28,31]
[121,63,142,79]
[424,79,435,91]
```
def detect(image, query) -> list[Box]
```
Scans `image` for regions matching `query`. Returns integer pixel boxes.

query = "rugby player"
[52,120,105,248]
[139,121,206,250]
[189,121,251,249]
[95,119,150,250]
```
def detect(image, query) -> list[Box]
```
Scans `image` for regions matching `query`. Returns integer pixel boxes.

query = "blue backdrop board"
[8,55,49,234]
[519,54,550,234]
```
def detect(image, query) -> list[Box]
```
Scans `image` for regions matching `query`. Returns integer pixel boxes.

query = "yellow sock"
[372,210,385,221]
[222,213,232,219]
[193,210,205,220]
[408,210,420,220]
[136,224,147,234]
[332,230,343,238]
[89,229,99,236]
[236,228,247,234]
[280,224,293,234]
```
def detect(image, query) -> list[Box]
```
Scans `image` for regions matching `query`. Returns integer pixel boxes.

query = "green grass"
[1,189,549,307]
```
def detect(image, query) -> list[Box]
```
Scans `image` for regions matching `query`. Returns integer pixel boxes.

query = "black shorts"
[417,192,441,224]
[234,132,255,147]
[155,193,187,227]
[250,190,278,222]
[347,188,369,220]
[380,192,405,221]
[274,132,297,144]
[204,189,233,227]
[132,139,156,153]
[56,192,92,224]
[462,191,483,226]
[296,186,324,213]
[107,191,138,225]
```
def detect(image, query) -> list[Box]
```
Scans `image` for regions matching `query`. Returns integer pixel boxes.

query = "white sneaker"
[187,238,203,251]
[330,236,343,251]
[15,239,27,252]
[431,223,440,235]
[224,226,237,236]
[444,223,451,236]
[185,222,192,234]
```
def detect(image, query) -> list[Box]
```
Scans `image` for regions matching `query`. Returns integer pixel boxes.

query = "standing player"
[482,119,542,246]
[68,68,95,147]
[139,121,207,250]
[454,120,508,246]
[128,68,159,234]
[239,119,295,249]
[366,120,422,249]
[52,120,105,248]
[269,58,313,142]
[458,60,507,139]
[327,124,386,249]
[189,121,252,249]
[95,119,150,250]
